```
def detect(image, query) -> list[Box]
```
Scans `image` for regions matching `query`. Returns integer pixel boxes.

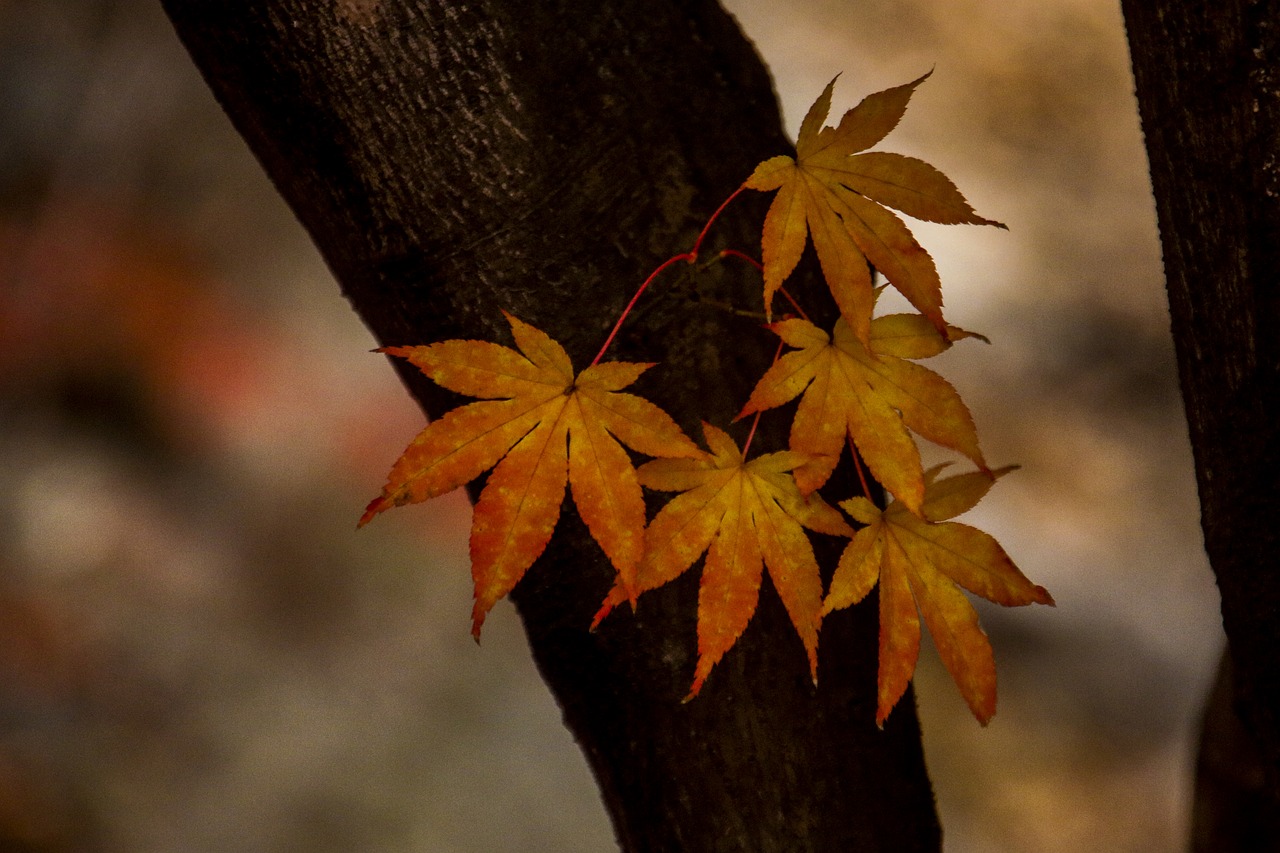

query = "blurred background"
[0,0,1223,850]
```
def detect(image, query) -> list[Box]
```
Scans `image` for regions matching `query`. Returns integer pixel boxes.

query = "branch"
[161,1,940,848]
[1122,0,1280,840]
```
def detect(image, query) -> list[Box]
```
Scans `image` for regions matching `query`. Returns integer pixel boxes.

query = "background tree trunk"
[160,1,940,849]
[1120,2,1280,848]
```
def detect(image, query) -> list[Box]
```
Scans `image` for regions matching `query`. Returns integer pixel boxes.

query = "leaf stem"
[777,286,810,323]
[741,410,764,458]
[849,436,873,503]
[717,247,763,272]
[591,185,747,366]
[590,252,693,366]
[689,185,747,260]
[742,337,786,458]
[719,250,810,323]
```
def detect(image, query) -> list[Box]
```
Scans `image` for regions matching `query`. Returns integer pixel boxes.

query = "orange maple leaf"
[360,312,704,636]
[738,314,987,514]
[823,466,1053,725]
[594,423,853,697]
[744,73,1004,343]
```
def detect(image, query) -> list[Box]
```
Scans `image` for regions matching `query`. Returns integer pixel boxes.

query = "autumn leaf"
[823,466,1053,725]
[593,423,853,697]
[744,73,1004,343]
[360,312,704,637]
[738,314,987,514]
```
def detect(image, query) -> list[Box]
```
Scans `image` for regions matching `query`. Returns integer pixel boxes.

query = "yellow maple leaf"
[738,314,987,514]
[744,73,1004,343]
[593,423,853,697]
[823,466,1053,725]
[360,312,704,636]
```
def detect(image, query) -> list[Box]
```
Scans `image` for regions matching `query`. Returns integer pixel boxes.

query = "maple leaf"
[359,312,704,637]
[823,466,1053,725]
[744,73,1004,343]
[593,423,853,697]
[738,314,987,514]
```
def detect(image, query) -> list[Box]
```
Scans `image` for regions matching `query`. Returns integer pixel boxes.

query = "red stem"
[741,337,786,458]
[718,247,763,272]
[590,185,747,366]
[690,185,746,260]
[718,250,810,323]
[849,436,873,502]
[590,252,692,366]
[741,410,764,458]
[777,286,810,322]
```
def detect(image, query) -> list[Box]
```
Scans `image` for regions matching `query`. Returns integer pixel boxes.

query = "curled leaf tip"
[590,597,616,631]
[357,495,386,528]
[472,595,496,643]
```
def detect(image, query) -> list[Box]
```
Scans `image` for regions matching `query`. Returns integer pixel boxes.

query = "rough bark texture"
[1190,650,1280,851]
[1120,1,1280,846]
[160,1,940,849]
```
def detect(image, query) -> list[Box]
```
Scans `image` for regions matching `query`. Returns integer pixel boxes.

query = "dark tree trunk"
[160,1,940,849]
[1120,2,1280,848]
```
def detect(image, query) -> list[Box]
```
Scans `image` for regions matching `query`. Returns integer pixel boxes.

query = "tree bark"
[1120,1,1280,846]
[160,1,940,849]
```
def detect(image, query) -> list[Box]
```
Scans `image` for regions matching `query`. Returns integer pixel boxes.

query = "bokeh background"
[0,0,1224,850]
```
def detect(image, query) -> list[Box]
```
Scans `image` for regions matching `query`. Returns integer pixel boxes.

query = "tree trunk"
[1120,2,1280,847]
[160,1,940,849]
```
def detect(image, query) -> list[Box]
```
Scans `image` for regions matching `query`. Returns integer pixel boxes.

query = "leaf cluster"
[360,75,1052,725]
